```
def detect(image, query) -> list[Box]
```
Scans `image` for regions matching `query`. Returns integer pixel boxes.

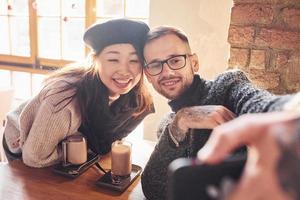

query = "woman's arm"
[20,100,73,168]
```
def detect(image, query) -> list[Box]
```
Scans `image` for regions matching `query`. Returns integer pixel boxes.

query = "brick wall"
[228,0,300,94]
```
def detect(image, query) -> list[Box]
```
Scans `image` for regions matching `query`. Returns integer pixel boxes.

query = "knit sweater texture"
[3,79,153,168]
[141,70,294,200]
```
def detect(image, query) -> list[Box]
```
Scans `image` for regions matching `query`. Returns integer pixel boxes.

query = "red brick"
[233,0,282,4]
[249,49,266,69]
[276,0,300,4]
[275,51,289,69]
[289,50,300,81]
[234,0,300,4]
[246,69,280,89]
[228,48,249,69]
[282,8,300,30]
[228,26,255,47]
[277,51,300,92]
[255,28,300,49]
[231,4,274,25]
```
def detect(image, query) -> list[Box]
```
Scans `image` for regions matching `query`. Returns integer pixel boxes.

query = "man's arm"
[141,113,190,200]
[219,70,293,115]
[168,105,236,144]
[141,105,236,200]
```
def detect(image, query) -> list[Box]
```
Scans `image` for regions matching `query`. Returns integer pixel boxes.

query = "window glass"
[36,0,60,16]
[12,71,31,100]
[10,0,29,16]
[0,0,30,56]
[96,0,124,17]
[38,18,61,59]
[37,0,86,61]
[0,0,8,15]
[62,0,85,17]
[0,16,10,54]
[0,70,11,88]
[10,17,30,56]
[126,0,149,18]
[62,18,85,60]
[96,0,149,24]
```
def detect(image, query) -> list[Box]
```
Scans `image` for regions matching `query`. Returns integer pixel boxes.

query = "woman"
[2,19,154,168]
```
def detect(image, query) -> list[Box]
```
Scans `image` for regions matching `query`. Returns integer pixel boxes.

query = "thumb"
[197,130,240,164]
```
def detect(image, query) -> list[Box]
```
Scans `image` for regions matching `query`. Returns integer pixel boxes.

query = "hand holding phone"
[167,153,246,200]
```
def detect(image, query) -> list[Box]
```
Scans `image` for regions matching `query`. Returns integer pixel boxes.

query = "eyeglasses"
[144,54,192,76]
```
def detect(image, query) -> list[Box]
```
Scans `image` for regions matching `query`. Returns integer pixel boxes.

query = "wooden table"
[0,138,155,200]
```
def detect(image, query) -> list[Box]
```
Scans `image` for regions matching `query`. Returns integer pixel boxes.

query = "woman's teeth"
[114,79,131,84]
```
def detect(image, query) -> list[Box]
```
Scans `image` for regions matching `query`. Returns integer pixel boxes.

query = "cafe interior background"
[1,0,300,161]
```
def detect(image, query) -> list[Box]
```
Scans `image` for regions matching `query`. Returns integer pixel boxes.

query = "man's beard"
[157,83,189,100]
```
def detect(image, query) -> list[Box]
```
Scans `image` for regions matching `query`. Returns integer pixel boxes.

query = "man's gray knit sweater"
[141,70,293,200]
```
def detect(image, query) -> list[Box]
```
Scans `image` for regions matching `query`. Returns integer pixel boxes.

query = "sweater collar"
[168,75,207,112]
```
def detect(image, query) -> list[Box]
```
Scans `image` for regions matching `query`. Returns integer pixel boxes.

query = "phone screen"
[167,153,246,200]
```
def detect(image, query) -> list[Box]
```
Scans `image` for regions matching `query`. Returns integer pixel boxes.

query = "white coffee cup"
[62,134,87,166]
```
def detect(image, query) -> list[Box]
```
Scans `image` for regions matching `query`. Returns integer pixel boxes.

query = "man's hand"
[196,112,299,164]
[197,112,299,200]
[169,105,236,142]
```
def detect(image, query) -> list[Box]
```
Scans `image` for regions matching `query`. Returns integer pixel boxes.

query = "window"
[96,0,149,23]
[0,0,30,57]
[0,0,150,68]
[0,69,47,107]
[37,0,86,61]
[0,0,150,101]
[0,70,11,88]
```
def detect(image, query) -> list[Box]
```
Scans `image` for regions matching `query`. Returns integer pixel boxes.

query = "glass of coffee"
[111,140,132,184]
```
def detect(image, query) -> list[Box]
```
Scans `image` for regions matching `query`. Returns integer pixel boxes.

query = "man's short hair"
[145,26,191,50]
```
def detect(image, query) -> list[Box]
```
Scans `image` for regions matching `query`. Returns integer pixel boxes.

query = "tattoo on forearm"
[181,106,216,121]
[169,121,187,142]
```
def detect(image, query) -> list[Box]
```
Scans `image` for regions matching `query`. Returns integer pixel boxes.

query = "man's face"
[143,34,199,100]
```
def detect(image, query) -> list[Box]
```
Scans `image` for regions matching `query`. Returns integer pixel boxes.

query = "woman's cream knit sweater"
[4,83,81,168]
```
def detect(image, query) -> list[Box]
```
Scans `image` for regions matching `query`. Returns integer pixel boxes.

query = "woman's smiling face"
[96,43,142,99]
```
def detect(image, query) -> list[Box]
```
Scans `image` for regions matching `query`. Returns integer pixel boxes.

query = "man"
[140,26,297,200]
[197,111,300,200]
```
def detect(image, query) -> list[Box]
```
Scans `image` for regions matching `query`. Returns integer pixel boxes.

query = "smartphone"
[167,153,246,200]
[96,164,142,192]
[52,151,101,178]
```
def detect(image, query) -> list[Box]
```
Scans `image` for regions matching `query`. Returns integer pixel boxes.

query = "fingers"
[215,106,236,123]
[197,115,256,164]
[227,174,255,200]
[197,106,236,127]
[197,126,243,164]
[197,113,269,164]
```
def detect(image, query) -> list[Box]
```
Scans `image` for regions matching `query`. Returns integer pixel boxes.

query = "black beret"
[83,18,150,58]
